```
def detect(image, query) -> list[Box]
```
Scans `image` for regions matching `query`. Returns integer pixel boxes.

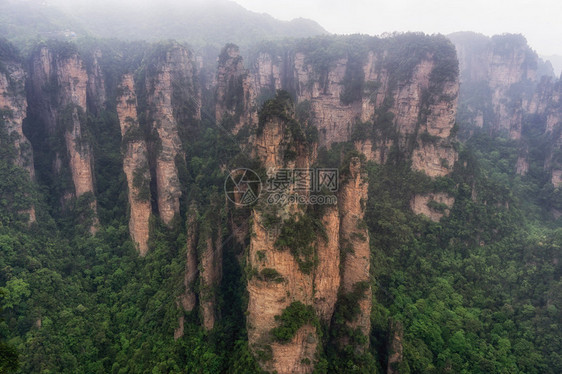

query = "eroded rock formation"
[248,35,459,177]
[116,73,151,255]
[214,35,461,372]
[451,32,562,184]
[410,193,455,222]
[144,42,200,226]
[28,44,98,232]
[0,44,35,222]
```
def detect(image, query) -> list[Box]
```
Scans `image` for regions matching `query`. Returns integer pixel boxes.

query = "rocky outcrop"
[338,157,371,342]
[0,44,35,222]
[215,44,256,133]
[199,220,223,331]
[86,49,106,112]
[235,34,460,371]
[450,32,539,139]
[248,34,459,177]
[246,103,318,373]
[175,203,223,333]
[451,32,562,185]
[313,206,340,322]
[28,44,97,232]
[117,74,151,255]
[410,193,455,222]
[0,54,34,178]
[145,42,200,226]
[179,206,199,313]
[242,91,375,372]
[387,320,404,374]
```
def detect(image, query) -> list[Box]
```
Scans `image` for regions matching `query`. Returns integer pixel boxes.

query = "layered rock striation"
[0,41,35,221]
[451,32,562,184]
[144,42,200,226]
[27,43,98,231]
[116,73,151,255]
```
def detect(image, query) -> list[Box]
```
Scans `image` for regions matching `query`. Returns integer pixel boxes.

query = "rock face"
[216,35,461,372]
[410,193,455,222]
[338,157,371,340]
[533,79,562,186]
[175,203,223,334]
[0,43,35,222]
[450,32,539,139]
[247,34,459,177]
[451,32,562,184]
[245,107,319,373]
[215,44,256,133]
[28,44,97,232]
[0,54,34,178]
[86,49,106,112]
[144,42,200,226]
[387,320,404,374]
[116,74,151,255]
[239,92,372,373]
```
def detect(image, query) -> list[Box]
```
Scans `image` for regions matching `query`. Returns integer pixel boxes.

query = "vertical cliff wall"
[215,35,461,371]
[116,73,151,255]
[338,156,371,342]
[248,34,459,177]
[27,43,98,231]
[86,49,107,112]
[450,32,540,140]
[451,32,562,186]
[226,90,373,372]
[0,41,35,222]
[245,101,320,373]
[144,42,200,226]
[215,44,256,133]
[0,53,34,178]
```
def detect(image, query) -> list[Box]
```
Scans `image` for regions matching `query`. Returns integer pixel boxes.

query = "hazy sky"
[233,0,562,56]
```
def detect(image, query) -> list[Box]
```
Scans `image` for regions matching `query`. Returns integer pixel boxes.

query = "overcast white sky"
[233,0,562,56]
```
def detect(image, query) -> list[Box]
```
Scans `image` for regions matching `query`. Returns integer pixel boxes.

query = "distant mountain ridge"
[0,0,327,48]
[542,54,562,77]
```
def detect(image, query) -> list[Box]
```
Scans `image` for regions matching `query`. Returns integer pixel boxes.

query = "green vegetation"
[257,90,294,133]
[0,30,559,374]
[258,268,284,283]
[366,132,562,373]
[271,302,317,343]
[275,214,325,274]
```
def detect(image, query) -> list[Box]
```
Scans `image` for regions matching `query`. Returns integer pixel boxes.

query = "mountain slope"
[46,0,327,46]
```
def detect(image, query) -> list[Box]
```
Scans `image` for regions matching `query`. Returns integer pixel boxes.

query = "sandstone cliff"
[338,156,371,342]
[451,32,562,185]
[239,91,374,372]
[116,73,151,255]
[144,42,200,226]
[215,44,256,133]
[450,32,539,139]
[246,105,319,373]
[0,43,35,222]
[218,35,462,371]
[0,54,34,177]
[247,34,459,177]
[86,49,107,112]
[27,43,97,231]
